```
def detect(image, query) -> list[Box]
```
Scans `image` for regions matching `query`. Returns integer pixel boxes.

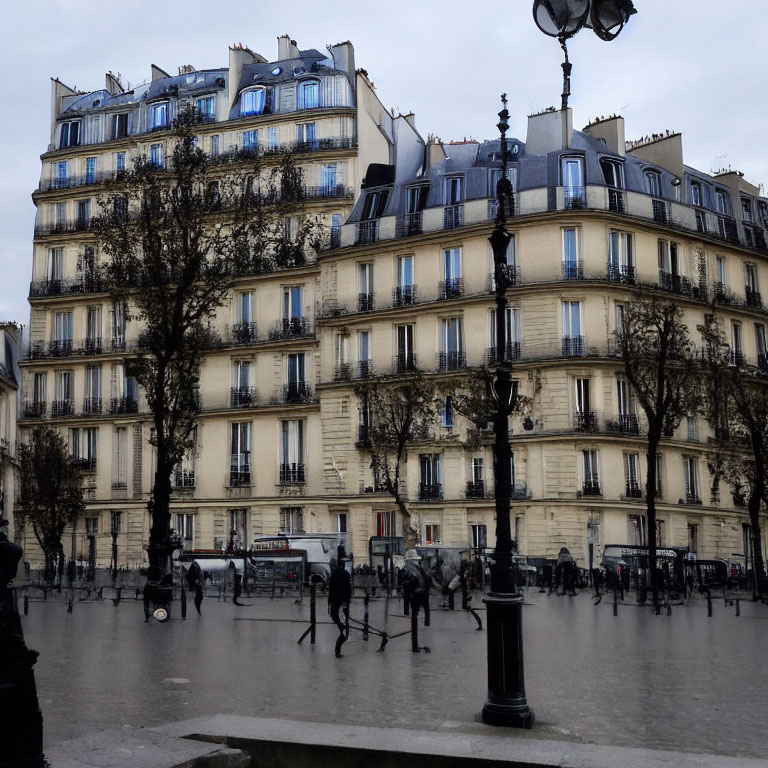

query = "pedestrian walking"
[556,547,577,596]
[328,546,352,657]
[402,549,431,652]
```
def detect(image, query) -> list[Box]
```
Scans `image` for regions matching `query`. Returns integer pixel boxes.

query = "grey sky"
[1,1,766,327]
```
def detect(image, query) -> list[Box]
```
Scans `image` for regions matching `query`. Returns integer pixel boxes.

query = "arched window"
[240,87,266,116]
[690,181,702,206]
[298,80,320,109]
[715,188,730,215]
[600,158,624,189]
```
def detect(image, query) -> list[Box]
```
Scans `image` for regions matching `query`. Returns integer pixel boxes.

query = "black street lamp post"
[481,95,533,729]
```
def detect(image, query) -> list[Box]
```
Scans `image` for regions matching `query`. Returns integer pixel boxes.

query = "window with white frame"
[196,96,215,121]
[337,513,347,533]
[755,324,767,366]
[116,152,126,172]
[321,163,337,193]
[561,156,584,204]
[361,190,388,220]
[440,317,464,370]
[582,450,600,495]
[243,129,258,150]
[609,230,634,280]
[230,422,251,486]
[490,306,520,360]
[358,262,374,310]
[59,120,80,149]
[54,311,73,343]
[280,506,304,534]
[70,427,98,470]
[625,453,641,497]
[562,228,580,278]
[298,80,319,109]
[150,144,164,168]
[281,420,305,482]
[84,365,101,412]
[32,372,46,406]
[444,176,463,205]
[683,456,699,502]
[471,524,487,549]
[741,198,753,223]
[645,170,661,197]
[423,523,441,545]
[396,255,414,304]
[715,256,727,289]
[268,126,279,150]
[112,426,127,489]
[150,102,168,130]
[48,248,63,281]
[443,247,462,297]
[419,454,443,499]
[690,181,702,206]
[176,513,194,541]
[562,301,583,350]
[173,428,196,488]
[376,510,396,537]
[283,285,304,320]
[112,113,128,140]
[229,508,248,548]
[296,123,316,146]
[687,415,699,441]
[357,331,371,376]
[442,395,454,428]
[236,291,253,325]
[240,88,266,116]
[396,324,415,370]
[715,188,730,215]
[600,158,624,188]
[628,514,647,546]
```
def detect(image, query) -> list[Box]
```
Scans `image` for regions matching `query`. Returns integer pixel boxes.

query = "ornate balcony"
[357,292,374,312]
[231,322,258,345]
[439,277,464,299]
[268,317,311,340]
[573,411,599,432]
[173,469,196,488]
[229,387,256,408]
[82,397,102,415]
[437,351,466,371]
[562,260,583,280]
[51,399,75,417]
[419,483,443,501]
[561,336,585,357]
[486,342,522,364]
[229,466,251,487]
[109,397,138,415]
[625,481,643,499]
[280,463,306,484]
[23,401,46,419]
[465,480,487,499]
[582,480,601,497]
[283,381,313,404]
[392,353,418,374]
[607,263,636,284]
[393,286,416,307]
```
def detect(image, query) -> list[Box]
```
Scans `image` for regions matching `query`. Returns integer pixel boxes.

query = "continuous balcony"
[51,399,75,417]
[29,272,103,297]
[34,219,93,237]
[746,287,763,309]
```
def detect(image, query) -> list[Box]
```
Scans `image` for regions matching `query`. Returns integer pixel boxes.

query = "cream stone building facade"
[19,38,768,573]
[0,323,20,534]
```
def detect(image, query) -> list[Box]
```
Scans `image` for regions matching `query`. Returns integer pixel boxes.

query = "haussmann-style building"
[18,36,768,575]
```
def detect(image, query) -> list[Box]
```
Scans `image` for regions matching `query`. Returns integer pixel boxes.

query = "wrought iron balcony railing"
[51,399,75,417]
[392,353,418,374]
[582,480,601,496]
[573,411,599,432]
[606,414,640,435]
[173,469,196,488]
[229,386,256,408]
[283,381,313,404]
[29,272,103,297]
[658,271,693,296]
[437,351,466,371]
[231,322,258,345]
[561,336,585,357]
[682,490,702,505]
[402,212,423,236]
[393,285,416,307]
[625,481,643,499]
[356,424,370,448]
[82,397,102,415]
[109,397,138,415]
[465,480,487,499]
[486,342,522,364]
[268,317,311,340]
[23,401,47,419]
[358,360,373,379]
[488,265,521,291]
[439,277,464,299]
[83,337,103,355]
[562,260,584,280]
[652,199,671,225]
[419,483,443,501]
[746,287,763,309]
[444,204,463,229]
[357,292,374,312]
[356,220,378,246]
[608,188,626,213]
[607,263,636,284]
[229,467,251,487]
[564,186,586,209]
[280,463,306,483]
[71,456,97,472]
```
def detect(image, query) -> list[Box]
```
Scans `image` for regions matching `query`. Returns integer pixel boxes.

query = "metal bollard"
[735,599,740,617]
[613,589,618,616]
[707,593,712,617]
[181,587,187,620]
[363,590,370,641]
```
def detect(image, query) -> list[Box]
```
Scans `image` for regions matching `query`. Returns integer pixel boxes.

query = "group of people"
[327,547,435,656]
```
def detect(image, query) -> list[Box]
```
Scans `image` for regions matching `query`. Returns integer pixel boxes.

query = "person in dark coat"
[403,549,432,652]
[327,546,352,657]
[556,546,577,596]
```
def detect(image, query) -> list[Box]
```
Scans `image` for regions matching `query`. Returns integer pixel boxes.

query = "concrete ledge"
[156,715,768,768]
[45,725,248,768]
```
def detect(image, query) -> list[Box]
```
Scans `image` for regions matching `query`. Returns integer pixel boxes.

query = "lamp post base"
[482,590,534,729]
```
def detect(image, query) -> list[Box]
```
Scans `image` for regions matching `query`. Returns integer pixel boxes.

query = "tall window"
[574,378,591,423]
[113,426,127,489]
[490,307,520,360]
[396,255,414,305]
[358,331,371,376]
[280,507,304,534]
[396,324,415,371]
[444,176,463,205]
[240,88,266,116]
[176,514,194,542]
[150,102,168,130]
[54,311,73,344]
[321,163,337,194]
[628,515,647,546]
[243,129,259,150]
[55,370,73,406]
[562,301,583,355]
[283,285,303,320]
[173,429,196,488]
[715,189,730,215]
[296,123,316,146]
[150,143,164,168]
[112,113,128,140]
[33,372,47,406]
[471,524,488,549]
[229,509,248,548]
[440,317,464,370]
[658,240,679,277]
[443,247,462,297]
[77,199,91,228]
[600,158,624,188]
[86,157,96,184]
[116,152,126,173]
[376,510,396,537]
[196,96,215,121]
[84,365,102,413]
[48,248,63,282]
[237,291,253,325]
[56,161,68,188]
[361,190,388,220]
[715,256,727,288]
[298,80,320,109]
[405,186,428,215]
[268,126,279,150]
[683,456,699,502]
[562,228,580,278]
[230,422,251,486]
[358,263,374,310]
[617,378,637,432]
[70,427,98,470]
[287,352,305,385]
[59,120,80,149]
[625,453,641,497]
[755,324,767,368]
[419,454,443,500]
[690,181,702,206]
[741,198,753,223]
[281,420,305,482]
[561,157,584,205]
[608,230,634,281]
[582,450,600,495]
[645,170,661,197]
[233,360,251,390]
[745,264,759,300]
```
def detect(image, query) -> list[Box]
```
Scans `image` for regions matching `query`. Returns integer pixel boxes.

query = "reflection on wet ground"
[21,588,768,758]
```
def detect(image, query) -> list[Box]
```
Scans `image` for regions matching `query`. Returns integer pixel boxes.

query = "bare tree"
[699,313,768,597]
[93,108,323,579]
[355,373,441,549]
[616,296,698,605]
[17,425,84,584]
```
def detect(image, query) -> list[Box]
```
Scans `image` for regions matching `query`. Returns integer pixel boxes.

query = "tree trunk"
[645,429,661,608]
[148,464,173,576]
[748,435,767,597]
[396,495,417,550]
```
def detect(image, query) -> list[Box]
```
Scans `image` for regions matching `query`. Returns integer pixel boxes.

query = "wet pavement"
[19,588,768,759]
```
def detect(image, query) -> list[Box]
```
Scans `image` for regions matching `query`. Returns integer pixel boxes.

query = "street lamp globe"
[590,0,637,40]
[532,0,590,38]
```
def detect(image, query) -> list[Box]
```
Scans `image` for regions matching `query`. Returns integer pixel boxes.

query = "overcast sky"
[1,0,766,327]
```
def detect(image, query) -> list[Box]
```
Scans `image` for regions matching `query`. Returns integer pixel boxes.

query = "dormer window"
[741,198,753,223]
[240,87,266,116]
[645,170,661,197]
[715,188,730,215]
[196,96,215,122]
[59,120,80,149]
[361,190,389,220]
[298,80,320,109]
[112,114,128,140]
[150,102,168,130]
[444,176,463,205]
[690,181,702,206]
[600,158,624,189]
